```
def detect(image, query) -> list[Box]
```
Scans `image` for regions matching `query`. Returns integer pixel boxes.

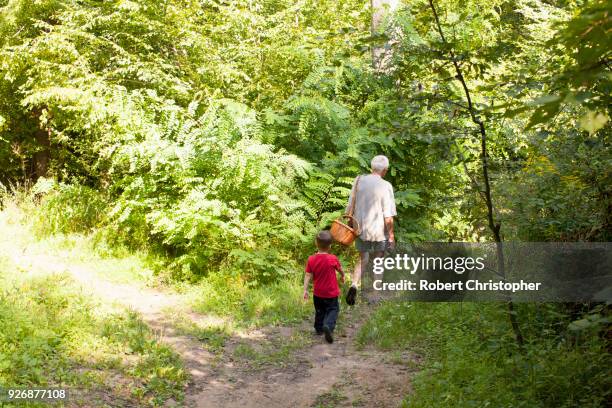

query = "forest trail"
[2,229,415,407]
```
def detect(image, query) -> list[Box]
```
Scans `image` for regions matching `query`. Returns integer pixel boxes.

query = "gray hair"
[371,155,389,173]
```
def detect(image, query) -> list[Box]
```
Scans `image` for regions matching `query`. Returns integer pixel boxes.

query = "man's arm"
[384,182,396,247]
[303,272,312,299]
[385,216,395,248]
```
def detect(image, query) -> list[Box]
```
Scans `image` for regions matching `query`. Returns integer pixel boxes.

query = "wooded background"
[0,1,610,405]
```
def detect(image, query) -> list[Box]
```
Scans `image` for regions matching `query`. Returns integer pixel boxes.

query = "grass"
[311,372,365,408]
[186,272,313,328]
[232,330,311,369]
[30,233,156,284]
[0,190,340,405]
[0,260,188,407]
[5,188,314,330]
[0,196,155,286]
[169,311,233,354]
[312,387,349,408]
[358,301,611,408]
[0,203,188,407]
[0,194,317,406]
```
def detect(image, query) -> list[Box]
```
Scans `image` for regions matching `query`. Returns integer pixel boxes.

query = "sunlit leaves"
[579,110,610,135]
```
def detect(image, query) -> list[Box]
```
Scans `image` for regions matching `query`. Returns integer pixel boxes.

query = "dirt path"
[188,308,417,408]
[4,239,416,407]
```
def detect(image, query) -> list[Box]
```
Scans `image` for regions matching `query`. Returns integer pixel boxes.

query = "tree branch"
[428,0,524,347]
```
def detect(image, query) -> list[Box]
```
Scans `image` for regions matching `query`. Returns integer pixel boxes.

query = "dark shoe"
[315,330,323,335]
[322,326,333,343]
[346,286,357,306]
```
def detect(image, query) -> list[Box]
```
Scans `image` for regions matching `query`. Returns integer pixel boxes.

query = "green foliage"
[31,178,108,236]
[497,132,611,241]
[0,268,187,406]
[300,170,354,227]
[521,0,611,132]
[190,272,311,328]
[1,0,609,245]
[359,302,611,408]
[0,1,610,405]
[99,100,311,282]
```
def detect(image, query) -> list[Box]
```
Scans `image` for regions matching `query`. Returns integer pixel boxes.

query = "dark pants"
[313,296,339,332]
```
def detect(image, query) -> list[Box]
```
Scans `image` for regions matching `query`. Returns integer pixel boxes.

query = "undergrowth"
[0,256,187,407]
[358,302,611,408]
[188,272,312,328]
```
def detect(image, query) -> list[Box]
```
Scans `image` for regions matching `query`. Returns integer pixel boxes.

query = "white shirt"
[346,174,396,242]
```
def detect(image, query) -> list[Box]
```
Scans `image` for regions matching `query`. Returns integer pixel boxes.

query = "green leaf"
[578,111,609,135]
[527,95,561,106]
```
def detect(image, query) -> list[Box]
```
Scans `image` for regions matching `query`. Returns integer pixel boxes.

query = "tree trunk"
[371,0,399,73]
[32,110,51,180]
[427,0,524,348]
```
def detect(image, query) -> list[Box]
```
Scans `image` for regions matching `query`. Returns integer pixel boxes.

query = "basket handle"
[347,176,361,218]
[342,214,360,235]
[345,176,361,236]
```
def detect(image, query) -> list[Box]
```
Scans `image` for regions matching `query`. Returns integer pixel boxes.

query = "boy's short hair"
[316,230,333,249]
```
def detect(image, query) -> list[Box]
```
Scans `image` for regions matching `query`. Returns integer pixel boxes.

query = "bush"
[31,179,108,236]
[104,100,311,283]
[358,302,611,408]
[190,271,310,327]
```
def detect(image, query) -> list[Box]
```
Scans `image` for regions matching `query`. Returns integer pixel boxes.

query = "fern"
[287,95,350,124]
[300,170,353,225]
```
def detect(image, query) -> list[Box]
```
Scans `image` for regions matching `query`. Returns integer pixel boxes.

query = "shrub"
[358,302,611,408]
[31,179,108,236]
[105,100,311,283]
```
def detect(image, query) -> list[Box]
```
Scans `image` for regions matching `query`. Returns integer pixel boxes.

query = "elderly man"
[345,155,396,305]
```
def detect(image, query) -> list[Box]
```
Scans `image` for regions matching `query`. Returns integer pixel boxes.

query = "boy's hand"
[340,274,345,283]
[303,290,309,300]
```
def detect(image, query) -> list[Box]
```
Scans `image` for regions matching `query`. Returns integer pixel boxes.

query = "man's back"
[348,174,396,242]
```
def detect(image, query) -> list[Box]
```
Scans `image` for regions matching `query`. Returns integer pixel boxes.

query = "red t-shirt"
[305,253,342,298]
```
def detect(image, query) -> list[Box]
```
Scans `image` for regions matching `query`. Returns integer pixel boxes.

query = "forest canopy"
[0,0,610,280]
[0,1,610,407]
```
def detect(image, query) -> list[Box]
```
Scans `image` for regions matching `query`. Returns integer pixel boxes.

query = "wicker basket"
[331,175,361,246]
[330,215,359,245]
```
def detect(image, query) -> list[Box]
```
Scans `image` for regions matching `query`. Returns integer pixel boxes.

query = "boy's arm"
[303,272,312,299]
[336,258,345,283]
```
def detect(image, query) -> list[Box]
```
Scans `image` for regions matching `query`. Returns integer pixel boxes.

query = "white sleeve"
[383,183,397,217]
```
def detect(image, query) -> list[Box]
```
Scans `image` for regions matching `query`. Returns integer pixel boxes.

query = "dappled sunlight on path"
[1,211,415,407]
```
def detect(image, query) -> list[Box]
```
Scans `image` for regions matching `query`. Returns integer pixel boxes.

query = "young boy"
[303,230,344,343]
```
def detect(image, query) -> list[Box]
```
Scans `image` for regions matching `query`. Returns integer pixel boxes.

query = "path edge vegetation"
[0,0,610,407]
